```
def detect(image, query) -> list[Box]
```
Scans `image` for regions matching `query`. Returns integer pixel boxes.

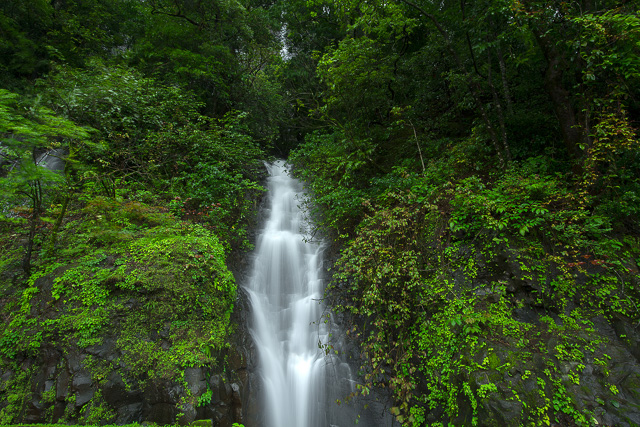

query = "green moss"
[0,199,239,422]
[487,352,501,370]
[82,391,116,424]
[0,367,34,423]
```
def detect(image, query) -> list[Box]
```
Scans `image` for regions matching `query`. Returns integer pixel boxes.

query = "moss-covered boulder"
[0,200,249,424]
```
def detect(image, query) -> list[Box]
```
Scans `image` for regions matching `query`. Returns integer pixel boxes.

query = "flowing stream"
[245,161,392,427]
[245,161,329,426]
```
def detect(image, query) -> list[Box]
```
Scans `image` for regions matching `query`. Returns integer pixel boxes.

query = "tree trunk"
[496,42,513,114]
[520,0,588,161]
[488,50,512,162]
[538,36,584,159]
[22,181,42,277]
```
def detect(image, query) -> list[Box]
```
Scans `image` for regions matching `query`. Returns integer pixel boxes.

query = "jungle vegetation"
[1,0,639,425]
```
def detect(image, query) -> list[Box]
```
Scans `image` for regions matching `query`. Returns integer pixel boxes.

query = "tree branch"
[397,0,507,167]
[150,2,203,28]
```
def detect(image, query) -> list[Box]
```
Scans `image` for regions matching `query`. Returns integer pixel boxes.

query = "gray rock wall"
[0,285,259,426]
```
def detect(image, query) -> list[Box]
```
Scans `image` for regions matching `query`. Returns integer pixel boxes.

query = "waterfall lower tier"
[244,161,393,427]
[245,161,327,427]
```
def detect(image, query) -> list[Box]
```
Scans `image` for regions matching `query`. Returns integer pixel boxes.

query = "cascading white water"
[245,161,329,427]
[245,161,393,427]
[35,148,67,172]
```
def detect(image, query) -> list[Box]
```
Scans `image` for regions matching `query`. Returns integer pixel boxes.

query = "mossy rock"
[0,202,239,424]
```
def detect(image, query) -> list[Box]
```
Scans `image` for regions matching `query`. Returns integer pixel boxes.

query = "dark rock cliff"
[0,271,259,426]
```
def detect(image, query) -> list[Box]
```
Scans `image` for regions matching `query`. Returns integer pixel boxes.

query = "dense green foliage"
[0,0,275,422]
[287,0,640,425]
[1,0,639,424]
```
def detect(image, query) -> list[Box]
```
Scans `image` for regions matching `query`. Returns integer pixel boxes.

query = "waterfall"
[245,161,393,427]
[35,148,67,172]
[245,160,328,426]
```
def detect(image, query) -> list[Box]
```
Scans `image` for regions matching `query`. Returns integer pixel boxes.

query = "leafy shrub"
[299,145,639,425]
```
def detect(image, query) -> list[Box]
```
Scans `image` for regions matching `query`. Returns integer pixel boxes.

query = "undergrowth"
[291,131,640,426]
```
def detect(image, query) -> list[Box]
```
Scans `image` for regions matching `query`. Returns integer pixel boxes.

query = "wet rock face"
[0,179,267,425]
[0,284,258,425]
[440,251,640,426]
[476,335,640,426]
[322,239,640,427]
[226,287,260,426]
